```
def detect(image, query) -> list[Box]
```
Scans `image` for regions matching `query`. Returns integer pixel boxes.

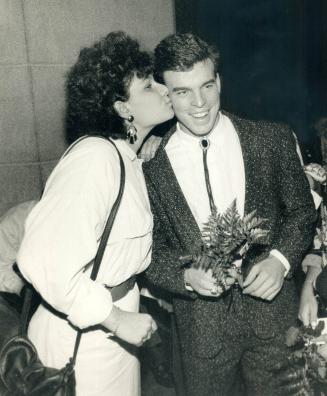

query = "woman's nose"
[157,82,169,96]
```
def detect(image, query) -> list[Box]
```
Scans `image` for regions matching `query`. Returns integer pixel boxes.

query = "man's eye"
[145,83,152,89]
[205,84,213,89]
[176,90,186,96]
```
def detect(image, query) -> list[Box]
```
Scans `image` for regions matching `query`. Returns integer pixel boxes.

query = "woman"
[17,31,174,395]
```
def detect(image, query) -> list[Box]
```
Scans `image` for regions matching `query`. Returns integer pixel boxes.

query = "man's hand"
[184,267,220,297]
[243,256,285,300]
[138,135,162,161]
[298,281,318,327]
[184,266,235,297]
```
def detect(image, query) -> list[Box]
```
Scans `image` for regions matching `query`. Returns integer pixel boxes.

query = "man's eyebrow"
[172,86,189,92]
[202,78,216,86]
[171,79,216,92]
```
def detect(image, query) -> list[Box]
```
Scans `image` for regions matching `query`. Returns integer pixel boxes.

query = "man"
[143,33,317,395]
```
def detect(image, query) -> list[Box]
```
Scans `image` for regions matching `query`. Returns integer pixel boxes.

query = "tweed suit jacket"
[143,112,317,358]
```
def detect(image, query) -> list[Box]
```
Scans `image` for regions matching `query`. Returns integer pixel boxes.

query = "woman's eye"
[205,84,213,89]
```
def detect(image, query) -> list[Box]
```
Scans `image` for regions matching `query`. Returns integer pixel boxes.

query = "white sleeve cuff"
[270,249,290,277]
[67,279,113,329]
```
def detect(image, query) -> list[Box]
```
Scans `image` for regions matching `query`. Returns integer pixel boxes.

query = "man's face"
[163,59,221,137]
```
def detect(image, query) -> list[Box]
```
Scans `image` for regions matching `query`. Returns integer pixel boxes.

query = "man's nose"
[192,91,205,107]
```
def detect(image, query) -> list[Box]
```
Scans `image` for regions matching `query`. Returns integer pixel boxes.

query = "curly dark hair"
[154,33,219,83]
[65,31,153,142]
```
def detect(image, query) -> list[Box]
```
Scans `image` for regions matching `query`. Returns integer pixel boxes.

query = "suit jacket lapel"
[226,112,259,216]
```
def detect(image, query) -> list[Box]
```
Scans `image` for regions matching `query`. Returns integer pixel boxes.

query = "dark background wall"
[0,0,175,216]
[176,0,327,160]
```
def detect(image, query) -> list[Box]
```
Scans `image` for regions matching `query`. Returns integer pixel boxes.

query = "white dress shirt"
[18,137,153,329]
[165,112,290,274]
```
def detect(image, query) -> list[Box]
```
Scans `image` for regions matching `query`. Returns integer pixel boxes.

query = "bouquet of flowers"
[275,321,327,396]
[180,199,269,291]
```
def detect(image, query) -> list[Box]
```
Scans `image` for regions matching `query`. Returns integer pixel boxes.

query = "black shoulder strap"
[20,137,126,366]
[91,139,125,280]
[71,137,125,364]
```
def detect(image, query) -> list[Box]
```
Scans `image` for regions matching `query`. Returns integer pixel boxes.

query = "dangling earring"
[127,115,137,144]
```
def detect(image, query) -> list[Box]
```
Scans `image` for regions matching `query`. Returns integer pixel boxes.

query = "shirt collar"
[175,111,227,149]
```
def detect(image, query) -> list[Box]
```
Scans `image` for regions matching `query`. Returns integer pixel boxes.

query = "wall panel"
[0,0,175,215]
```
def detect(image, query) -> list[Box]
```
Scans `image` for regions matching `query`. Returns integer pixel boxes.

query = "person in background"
[298,162,326,328]
[17,31,174,396]
[0,200,36,308]
[312,265,327,360]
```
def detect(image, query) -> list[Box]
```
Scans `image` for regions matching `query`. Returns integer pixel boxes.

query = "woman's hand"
[298,281,318,327]
[103,306,157,346]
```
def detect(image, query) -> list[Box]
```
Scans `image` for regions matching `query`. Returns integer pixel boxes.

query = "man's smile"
[191,111,209,119]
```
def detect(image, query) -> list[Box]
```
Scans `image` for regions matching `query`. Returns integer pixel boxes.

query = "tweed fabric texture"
[143,112,317,394]
[180,289,293,396]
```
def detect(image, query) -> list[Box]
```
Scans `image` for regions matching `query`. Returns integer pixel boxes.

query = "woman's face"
[126,75,174,131]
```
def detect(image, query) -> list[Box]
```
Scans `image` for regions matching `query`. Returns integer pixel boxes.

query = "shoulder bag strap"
[21,137,126,369]
[71,137,125,365]
[90,139,125,280]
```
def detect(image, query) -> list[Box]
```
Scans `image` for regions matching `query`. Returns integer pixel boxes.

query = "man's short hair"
[154,33,220,82]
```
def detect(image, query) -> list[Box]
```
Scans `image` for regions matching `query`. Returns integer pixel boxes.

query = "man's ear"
[215,73,221,94]
[113,100,130,118]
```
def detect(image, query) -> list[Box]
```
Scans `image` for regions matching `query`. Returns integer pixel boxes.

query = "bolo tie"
[200,137,238,312]
[199,136,216,213]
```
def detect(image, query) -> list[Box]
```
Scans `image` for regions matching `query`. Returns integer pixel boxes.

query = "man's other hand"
[242,256,285,300]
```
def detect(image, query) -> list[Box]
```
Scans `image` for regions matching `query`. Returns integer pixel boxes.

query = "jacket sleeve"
[271,126,317,275]
[144,173,196,299]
